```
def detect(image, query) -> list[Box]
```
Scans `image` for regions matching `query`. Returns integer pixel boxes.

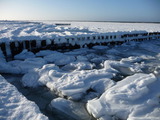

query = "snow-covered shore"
[0,20,160,43]
[0,21,160,120]
[0,75,48,120]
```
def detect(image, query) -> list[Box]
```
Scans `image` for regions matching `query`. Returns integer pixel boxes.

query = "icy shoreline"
[0,75,48,120]
[0,21,160,120]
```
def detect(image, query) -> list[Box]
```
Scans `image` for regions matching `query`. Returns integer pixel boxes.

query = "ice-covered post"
[5,42,12,58]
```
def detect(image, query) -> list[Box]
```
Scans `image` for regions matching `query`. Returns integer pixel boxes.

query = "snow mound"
[0,75,48,120]
[87,73,160,120]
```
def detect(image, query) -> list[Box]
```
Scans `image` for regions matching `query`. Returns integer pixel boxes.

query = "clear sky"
[0,0,160,22]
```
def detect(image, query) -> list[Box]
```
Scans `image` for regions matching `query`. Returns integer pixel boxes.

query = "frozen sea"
[0,21,160,120]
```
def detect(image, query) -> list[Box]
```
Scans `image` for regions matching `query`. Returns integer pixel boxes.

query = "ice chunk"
[76,55,88,61]
[61,61,95,71]
[0,60,21,74]
[14,49,35,60]
[22,63,115,100]
[44,52,76,65]
[51,69,115,100]
[87,73,160,120]
[35,50,56,57]
[18,58,47,74]
[22,64,63,87]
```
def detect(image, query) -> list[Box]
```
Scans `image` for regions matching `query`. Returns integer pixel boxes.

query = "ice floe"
[87,73,160,120]
[21,58,142,100]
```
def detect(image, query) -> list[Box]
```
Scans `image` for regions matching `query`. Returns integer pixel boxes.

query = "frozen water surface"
[0,21,160,120]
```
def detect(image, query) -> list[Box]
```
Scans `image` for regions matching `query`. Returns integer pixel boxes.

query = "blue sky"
[0,0,160,22]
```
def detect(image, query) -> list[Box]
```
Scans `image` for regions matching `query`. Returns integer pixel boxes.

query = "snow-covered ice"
[0,75,48,120]
[21,58,143,100]
[0,21,160,120]
[87,73,160,120]
[0,21,160,43]
[14,49,35,60]
[61,61,95,71]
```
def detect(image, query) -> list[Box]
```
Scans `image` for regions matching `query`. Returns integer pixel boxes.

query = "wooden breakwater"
[0,31,160,59]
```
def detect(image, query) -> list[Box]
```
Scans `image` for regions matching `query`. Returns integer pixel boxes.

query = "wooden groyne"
[0,31,160,59]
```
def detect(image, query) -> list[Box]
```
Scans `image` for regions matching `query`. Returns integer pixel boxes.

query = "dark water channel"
[2,74,77,120]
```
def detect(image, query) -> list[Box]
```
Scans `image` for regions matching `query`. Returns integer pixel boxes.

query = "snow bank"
[0,21,94,42]
[0,75,48,120]
[87,73,160,120]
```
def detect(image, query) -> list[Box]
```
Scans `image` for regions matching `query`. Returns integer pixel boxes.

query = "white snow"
[0,75,48,120]
[0,20,159,43]
[87,73,160,120]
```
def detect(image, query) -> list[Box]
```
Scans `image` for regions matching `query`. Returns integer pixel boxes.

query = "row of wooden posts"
[0,32,160,59]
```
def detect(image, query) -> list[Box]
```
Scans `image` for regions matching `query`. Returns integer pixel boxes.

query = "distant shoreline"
[0,20,160,24]
[33,20,160,24]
